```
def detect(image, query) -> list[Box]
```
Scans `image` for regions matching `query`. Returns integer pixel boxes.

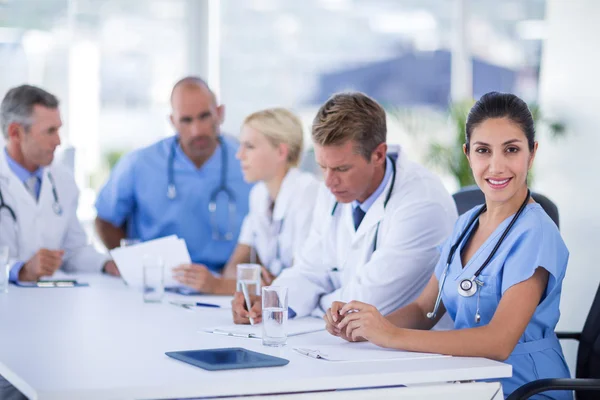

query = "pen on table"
[240,281,255,325]
[169,301,221,309]
[212,329,257,339]
[195,302,221,308]
[293,348,324,359]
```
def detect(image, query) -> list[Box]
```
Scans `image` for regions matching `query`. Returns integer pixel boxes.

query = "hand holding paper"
[110,235,191,290]
[172,263,218,292]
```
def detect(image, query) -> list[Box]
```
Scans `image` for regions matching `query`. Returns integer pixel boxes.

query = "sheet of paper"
[110,235,191,289]
[203,317,326,338]
[293,342,448,362]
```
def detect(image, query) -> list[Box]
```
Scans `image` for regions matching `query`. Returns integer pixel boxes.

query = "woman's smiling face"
[466,117,537,204]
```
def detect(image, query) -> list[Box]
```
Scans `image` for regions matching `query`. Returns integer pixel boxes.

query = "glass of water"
[0,246,9,293]
[236,263,261,296]
[143,255,164,303]
[262,286,288,347]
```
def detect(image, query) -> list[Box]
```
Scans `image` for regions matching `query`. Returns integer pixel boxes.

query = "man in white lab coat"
[232,92,458,323]
[0,85,119,400]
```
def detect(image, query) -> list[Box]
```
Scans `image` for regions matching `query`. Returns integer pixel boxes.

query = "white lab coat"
[238,168,319,276]
[274,150,458,318]
[0,149,109,276]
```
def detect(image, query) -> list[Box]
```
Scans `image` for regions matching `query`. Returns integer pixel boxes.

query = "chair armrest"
[556,331,581,341]
[506,378,600,400]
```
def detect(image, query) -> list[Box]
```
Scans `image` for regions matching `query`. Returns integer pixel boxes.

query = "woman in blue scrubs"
[324,92,571,399]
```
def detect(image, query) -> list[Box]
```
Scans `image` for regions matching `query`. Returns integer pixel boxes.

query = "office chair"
[506,282,600,400]
[452,185,560,229]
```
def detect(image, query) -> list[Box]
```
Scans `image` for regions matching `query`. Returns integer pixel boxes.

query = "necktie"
[352,206,366,231]
[24,175,39,201]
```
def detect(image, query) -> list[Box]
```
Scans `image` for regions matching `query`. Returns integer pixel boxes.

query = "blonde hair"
[312,92,386,160]
[243,108,304,167]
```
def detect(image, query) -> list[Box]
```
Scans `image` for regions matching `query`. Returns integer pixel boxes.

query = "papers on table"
[203,317,326,339]
[293,342,449,362]
[110,235,191,290]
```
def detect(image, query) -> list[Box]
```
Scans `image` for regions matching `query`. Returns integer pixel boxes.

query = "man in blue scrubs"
[95,77,252,273]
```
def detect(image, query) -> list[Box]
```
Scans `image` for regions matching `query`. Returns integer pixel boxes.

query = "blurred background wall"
[0,0,596,374]
[537,0,600,374]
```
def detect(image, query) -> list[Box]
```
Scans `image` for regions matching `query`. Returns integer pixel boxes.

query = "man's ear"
[217,105,226,125]
[371,142,387,165]
[7,122,23,143]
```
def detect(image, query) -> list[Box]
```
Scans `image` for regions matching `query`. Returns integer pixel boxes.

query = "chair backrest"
[452,185,560,229]
[576,283,600,399]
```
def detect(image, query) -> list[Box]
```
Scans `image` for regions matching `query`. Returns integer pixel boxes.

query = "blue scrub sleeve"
[95,153,137,227]
[501,218,568,296]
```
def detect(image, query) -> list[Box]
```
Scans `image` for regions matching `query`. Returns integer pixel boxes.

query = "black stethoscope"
[269,218,286,275]
[427,189,531,324]
[0,171,63,221]
[46,172,64,216]
[0,188,16,222]
[0,186,19,258]
[0,171,63,259]
[330,156,396,268]
[166,135,236,241]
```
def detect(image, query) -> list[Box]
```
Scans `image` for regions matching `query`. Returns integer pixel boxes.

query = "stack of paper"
[110,235,191,289]
[293,342,448,362]
[203,317,326,338]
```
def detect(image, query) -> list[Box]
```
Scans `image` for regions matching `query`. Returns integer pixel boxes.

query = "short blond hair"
[312,92,386,160]
[243,108,304,167]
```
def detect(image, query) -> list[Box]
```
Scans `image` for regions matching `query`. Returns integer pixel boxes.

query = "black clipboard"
[12,279,89,288]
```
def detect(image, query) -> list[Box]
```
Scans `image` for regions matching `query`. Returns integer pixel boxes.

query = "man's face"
[315,140,384,204]
[170,85,224,162]
[18,105,62,168]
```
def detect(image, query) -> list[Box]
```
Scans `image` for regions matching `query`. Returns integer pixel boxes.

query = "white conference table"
[0,273,511,400]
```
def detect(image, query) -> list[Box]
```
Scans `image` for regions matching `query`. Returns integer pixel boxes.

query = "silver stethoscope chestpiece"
[458,278,478,297]
[427,190,532,322]
[167,184,176,200]
[53,202,63,216]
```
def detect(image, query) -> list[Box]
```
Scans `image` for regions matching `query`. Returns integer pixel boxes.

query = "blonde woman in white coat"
[173,108,319,294]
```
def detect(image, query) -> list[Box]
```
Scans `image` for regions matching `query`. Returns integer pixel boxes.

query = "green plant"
[105,149,127,171]
[392,101,567,188]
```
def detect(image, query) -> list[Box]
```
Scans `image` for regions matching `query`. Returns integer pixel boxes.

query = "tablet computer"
[165,347,289,371]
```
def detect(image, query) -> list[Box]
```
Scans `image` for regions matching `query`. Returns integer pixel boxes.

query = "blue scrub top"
[435,203,571,400]
[95,135,252,272]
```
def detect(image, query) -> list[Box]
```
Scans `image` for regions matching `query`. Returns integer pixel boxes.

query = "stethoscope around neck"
[0,170,64,259]
[166,135,236,241]
[330,155,397,256]
[270,217,287,275]
[427,189,531,324]
[0,170,63,220]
